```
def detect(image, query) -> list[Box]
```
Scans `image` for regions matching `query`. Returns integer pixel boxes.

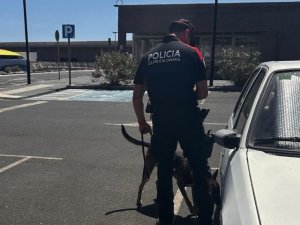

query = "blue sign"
[62,24,75,39]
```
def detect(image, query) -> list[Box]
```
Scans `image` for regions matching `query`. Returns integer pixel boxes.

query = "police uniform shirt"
[134,34,206,110]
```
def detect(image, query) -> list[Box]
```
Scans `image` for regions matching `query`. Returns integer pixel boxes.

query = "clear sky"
[0,0,297,42]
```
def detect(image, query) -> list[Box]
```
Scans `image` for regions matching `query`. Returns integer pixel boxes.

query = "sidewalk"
[0,72,240,100]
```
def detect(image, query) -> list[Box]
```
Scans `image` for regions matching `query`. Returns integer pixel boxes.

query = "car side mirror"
[213,129,241,149]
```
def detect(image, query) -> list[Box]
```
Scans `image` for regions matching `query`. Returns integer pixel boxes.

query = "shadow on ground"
[105,200,197,224]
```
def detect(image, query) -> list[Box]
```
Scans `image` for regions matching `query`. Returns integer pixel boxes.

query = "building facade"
[116,2,300,62]
[2,2,299,64]
[0,41,132,62]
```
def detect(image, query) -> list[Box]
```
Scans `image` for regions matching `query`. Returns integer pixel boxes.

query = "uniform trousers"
[151,107,213,225]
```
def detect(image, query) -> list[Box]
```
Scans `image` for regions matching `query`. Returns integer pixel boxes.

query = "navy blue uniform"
[134,35,206,111]
[134,35,213,225]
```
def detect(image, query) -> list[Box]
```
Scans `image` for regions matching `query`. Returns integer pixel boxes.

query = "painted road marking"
[1,84,52,95]
[0,154,63,174]
[0,93,22,99]
[28,89,209,103]
[174,188,184,215]
[0,154,63,160]
[0,101,47,113]
[0,157,31,173]
[104,122,227,127]
[30,89,133,102]
[104,122,148,127]
[0,73,26,77]
[67,90,133,102]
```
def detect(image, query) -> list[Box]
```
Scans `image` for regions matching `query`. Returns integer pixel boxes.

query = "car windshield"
[249,70,300,151]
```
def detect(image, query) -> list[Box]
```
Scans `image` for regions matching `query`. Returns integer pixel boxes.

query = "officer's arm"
[195,80,208,100]
[132,84,147,125]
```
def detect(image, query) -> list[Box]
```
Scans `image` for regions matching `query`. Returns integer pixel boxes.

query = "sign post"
[23,0,31,84]
[209,0,218,87]
[62,24,75,86]
[55,30,61,80]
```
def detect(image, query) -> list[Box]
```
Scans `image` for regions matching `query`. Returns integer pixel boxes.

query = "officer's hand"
[138,120,152,134]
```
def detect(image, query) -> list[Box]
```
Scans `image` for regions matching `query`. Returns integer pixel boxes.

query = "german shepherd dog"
[121,125,221,224]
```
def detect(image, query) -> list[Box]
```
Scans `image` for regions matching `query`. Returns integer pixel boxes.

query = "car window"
[249,70,300,151]
[234,69,267,134]
[233,68,261,120]
[0,55,23,59]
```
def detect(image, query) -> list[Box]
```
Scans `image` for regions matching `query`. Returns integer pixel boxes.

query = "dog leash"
[141,132,151,180]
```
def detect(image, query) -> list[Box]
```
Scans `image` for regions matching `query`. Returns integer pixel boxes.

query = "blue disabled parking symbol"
[70,90,133,102]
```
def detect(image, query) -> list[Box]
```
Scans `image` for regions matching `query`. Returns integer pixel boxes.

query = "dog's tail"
[121,125,150,147]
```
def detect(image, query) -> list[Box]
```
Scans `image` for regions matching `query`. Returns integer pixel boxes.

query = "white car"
[214,61,300,225]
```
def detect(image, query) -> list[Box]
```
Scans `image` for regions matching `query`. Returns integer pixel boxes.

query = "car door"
[220,67,268,225]
[219,67,266,187]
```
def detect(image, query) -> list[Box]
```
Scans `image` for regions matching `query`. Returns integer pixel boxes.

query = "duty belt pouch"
[203,133,214,158]
[196,107,214,158]
[197,108,210,124]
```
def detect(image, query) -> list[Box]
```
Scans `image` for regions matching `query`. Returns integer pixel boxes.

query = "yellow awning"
[0,49,21,56]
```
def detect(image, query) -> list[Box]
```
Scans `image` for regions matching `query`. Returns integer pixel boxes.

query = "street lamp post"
[23,0,31,84]
[209,0,218,87]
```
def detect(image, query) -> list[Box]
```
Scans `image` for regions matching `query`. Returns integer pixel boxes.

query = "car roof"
[259,60,300,72]
[0,49,21,57]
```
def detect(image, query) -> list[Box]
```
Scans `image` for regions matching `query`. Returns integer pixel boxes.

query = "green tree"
[92,52,137,86]
[218,47,261,87]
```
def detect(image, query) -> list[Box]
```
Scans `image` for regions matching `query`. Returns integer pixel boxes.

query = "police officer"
[132,19,213,225]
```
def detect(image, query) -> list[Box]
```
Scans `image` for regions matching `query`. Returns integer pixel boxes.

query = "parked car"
[0,49,26,72]
[214,61,300,225]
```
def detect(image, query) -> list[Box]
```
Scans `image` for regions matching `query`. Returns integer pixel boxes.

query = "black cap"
[169,19,196,46]
[169,19,195,34]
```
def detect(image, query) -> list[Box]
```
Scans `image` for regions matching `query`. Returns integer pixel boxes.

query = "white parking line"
[104,122,226,127]
[0,154,63,174]
[0,157,31,173]
[0,93,22,99]
[0,101,47,113]
[174,188,184,215]
[62,90,93,100]
[0,154,63,160]
[0,73,25,77]
[104,122,148,127]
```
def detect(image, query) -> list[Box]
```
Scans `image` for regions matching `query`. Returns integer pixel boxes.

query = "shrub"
[92,52,137,86]
[218,47,261,87]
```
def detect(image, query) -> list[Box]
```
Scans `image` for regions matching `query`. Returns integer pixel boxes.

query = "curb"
[24,87,68,99]
[66,84,134,90]
[0,87,69,100]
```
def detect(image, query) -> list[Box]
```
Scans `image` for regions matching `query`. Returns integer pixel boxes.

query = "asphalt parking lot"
[0,88,240,225]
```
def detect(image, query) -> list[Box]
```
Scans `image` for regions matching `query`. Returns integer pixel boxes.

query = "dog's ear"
[212,169,218,179]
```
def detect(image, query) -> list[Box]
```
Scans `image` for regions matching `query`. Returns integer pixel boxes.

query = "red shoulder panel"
[193,47,204,61]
